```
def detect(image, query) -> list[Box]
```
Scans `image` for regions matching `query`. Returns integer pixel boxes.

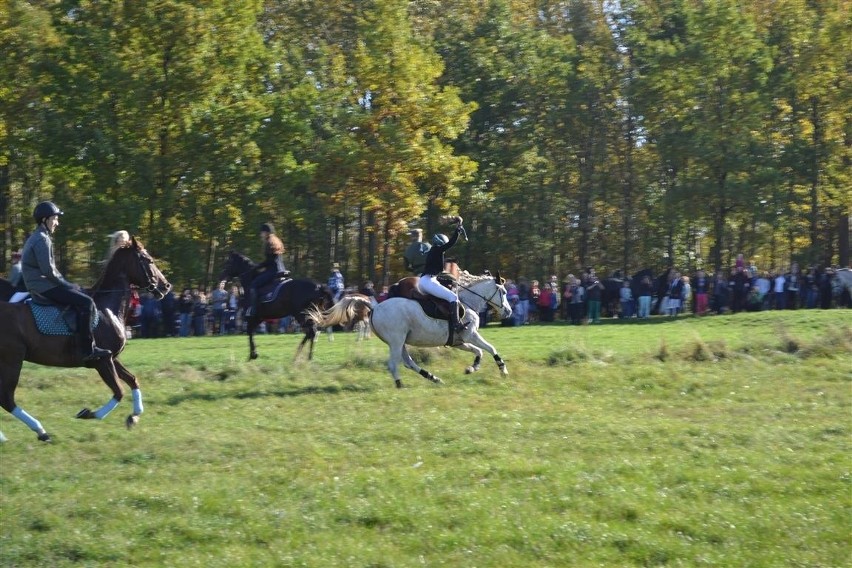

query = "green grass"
[1,310,850,567]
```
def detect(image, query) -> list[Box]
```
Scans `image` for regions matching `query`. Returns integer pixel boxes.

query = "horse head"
[461,271,512,320]
[101,238,172,299]
[219,251,255,281]
[490,271,513,320]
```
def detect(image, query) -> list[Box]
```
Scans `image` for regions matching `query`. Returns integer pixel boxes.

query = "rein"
[459,279,506,311]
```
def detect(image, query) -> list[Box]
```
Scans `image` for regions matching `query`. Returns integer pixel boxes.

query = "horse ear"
[494,270,505,285]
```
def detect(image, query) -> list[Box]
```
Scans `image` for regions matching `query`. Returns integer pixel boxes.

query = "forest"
[1,0,849,289]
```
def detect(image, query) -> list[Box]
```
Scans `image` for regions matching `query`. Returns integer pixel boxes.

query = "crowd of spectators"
[10,249,842,339]
[502,262,850,327]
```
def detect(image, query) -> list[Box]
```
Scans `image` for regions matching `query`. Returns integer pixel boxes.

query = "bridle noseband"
[135,249,166,296]
[459,279,508,312]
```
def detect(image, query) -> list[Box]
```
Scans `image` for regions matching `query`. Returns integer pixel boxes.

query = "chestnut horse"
[0,238,171,442]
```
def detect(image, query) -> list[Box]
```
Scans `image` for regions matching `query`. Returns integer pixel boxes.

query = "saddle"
[25,296,100,336]
[256,276,292,304]
[388,275,466,322]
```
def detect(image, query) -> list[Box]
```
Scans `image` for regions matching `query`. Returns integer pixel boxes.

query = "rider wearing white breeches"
[417,219,467,332]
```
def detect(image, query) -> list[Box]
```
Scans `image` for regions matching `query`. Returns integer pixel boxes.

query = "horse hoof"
[395,380,403,389]
[126,415,140,430]
[76,408,95,420]
[37,432,52,442]
[249,352,258,361]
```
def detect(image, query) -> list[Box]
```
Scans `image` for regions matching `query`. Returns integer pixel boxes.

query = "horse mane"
[90,244,136,291]
[456,270,494,287]
[230,251,256,269]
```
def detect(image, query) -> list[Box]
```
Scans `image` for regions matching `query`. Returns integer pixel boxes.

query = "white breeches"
[418,275,457,303]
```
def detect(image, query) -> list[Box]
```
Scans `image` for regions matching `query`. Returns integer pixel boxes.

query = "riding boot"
[78,309,111,365]
[450,301,468,332]
[245,289,258,318]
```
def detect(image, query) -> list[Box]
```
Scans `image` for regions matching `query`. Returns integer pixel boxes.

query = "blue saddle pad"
[27,300,100,336]
[260,278,291,303]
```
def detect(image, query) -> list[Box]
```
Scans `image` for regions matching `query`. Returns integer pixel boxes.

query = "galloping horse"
[218,251,334,361]
[308,271,513,388]
[0,238,171,442]
[834,268,852,307]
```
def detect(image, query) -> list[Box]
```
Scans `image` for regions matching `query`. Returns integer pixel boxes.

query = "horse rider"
[245,222,288,317]
[418,216,469,333]
[403,228,431,275]
[20,201,112,364]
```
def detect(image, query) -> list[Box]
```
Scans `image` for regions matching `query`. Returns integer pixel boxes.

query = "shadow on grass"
[165,383,373,407]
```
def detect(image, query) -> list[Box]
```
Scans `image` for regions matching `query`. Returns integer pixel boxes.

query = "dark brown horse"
[219,252,334,361]
[0,238,171,442]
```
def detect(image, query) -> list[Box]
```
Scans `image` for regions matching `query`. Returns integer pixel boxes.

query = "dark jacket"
[21,225,74,294]
[421,228,461,276]
[258,239,287,274]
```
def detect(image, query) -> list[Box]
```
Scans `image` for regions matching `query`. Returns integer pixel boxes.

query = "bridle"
[135,249,161,295]
[459,278,508,312]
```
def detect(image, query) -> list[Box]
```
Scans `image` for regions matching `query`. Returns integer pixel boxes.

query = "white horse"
[308,271,513,388]
[833,268,852,304]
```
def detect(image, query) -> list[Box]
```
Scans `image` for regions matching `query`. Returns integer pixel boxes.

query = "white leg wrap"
[12,407,45,434]
[93,398,120,420]
[132,389,144,415]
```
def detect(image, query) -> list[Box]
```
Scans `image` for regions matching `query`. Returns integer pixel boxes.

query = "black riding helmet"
[33,201,63,224]
[260,222,275,234]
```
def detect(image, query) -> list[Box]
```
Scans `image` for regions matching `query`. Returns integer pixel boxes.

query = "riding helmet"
[432,233,449,246]
[33,201,63,224]
[260,222,275,234]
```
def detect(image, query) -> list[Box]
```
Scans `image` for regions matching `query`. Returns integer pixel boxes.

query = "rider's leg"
[75,303,111,361]
[449,301,468,331]
[245,287,258,317]
[418,275,467,332]
[246,270,274,317]
[41,287,111,361]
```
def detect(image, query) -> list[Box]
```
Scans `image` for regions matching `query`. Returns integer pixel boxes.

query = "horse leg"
[400,346,443,386]
[467,333,509,376]
[113,359,143,429]
[76,357,124,421]
[0,359,51,442]
[306,326,317,360]
[247,320,259,360]
[454,343,484,374]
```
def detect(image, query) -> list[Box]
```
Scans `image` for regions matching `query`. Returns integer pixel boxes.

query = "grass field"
[1,310,850,567]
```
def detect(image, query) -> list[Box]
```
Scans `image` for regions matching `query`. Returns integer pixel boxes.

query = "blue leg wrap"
[12,407,45,434]
[132,389,144,415]
[93,398,120,420]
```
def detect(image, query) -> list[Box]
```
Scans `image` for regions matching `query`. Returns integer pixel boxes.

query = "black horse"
[219,251,334,361]
[601,276,626,318]
[599,268,673,318]
[631,268,674,315]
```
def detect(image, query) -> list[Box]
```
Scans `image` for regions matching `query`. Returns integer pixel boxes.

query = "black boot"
[450,301,468,332]
[245,289,258,318]
[78,310,110,365]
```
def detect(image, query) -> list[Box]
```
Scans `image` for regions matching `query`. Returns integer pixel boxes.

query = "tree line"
[1,0,849,290]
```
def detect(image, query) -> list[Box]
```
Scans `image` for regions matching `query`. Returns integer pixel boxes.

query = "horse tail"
[306,295,372,329]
